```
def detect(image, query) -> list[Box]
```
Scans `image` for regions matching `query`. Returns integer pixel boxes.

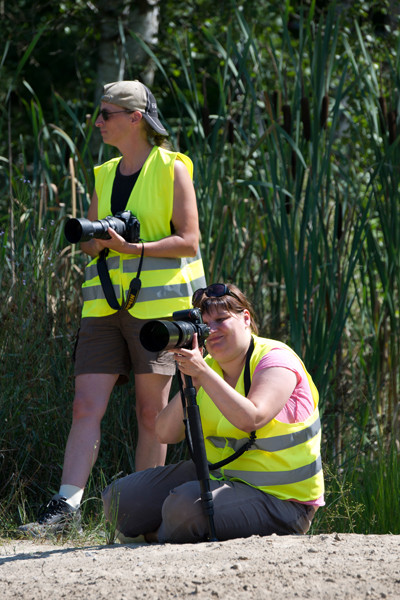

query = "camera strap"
[97,243,144,311]
[208,337,257,471]
[179,336,257,470]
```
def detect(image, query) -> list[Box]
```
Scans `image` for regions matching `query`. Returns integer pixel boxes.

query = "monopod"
[177,369,218,542]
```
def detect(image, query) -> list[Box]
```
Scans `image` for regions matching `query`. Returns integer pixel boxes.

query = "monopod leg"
[183,375,218,542]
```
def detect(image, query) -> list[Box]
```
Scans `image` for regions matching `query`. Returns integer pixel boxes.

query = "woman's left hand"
[97,227,141,255]
[171,334,205,380]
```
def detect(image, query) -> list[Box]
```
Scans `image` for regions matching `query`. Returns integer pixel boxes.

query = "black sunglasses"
[192,283,240,305]
[99,108,132,121]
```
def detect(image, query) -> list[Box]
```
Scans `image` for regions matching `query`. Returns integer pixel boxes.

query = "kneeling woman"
[102,283,324,543]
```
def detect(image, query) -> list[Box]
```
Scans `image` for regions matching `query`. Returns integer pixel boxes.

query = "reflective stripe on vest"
[82,273,207,303]
[207,417,321,454]
[83,254,202,282]
[213,455,323,487]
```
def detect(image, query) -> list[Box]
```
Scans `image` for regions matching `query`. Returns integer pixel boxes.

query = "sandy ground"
[1,534,399,599]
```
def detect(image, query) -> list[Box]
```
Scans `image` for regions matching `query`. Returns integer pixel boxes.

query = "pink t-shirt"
[254,347,314,423]
[254,347,324,506]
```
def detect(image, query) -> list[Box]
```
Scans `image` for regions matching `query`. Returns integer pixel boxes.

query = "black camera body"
[64,210,140,244]
[140,308,210,353]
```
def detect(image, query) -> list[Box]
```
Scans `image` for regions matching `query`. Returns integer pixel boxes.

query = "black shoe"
[17,495,82,537]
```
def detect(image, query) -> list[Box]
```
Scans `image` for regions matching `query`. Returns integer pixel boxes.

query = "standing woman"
[19,80,206,536]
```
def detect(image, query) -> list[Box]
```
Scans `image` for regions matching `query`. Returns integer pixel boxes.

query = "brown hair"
[142,118,172,149]
[193,283,259,335]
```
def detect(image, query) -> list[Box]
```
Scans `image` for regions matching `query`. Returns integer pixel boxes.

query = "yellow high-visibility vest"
[81,146,206,319]
[198,335,324,502]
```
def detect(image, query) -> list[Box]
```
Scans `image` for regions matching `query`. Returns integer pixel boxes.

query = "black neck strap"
[243,336,255,397]
[97,243,144,311]
[208,336,256,471]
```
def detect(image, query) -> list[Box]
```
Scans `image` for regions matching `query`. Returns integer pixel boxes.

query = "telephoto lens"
[140,309,210,352]
[139,320,196,352]
[64,210,139,244]
[64,217,115,243]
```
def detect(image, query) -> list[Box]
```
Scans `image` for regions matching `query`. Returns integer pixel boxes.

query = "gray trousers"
[102,460,317,544]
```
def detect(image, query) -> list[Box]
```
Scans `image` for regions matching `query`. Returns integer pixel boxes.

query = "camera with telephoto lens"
[64,210,140,244]
[140,308,210,352]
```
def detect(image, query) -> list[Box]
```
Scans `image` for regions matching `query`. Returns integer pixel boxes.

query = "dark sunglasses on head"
[192,283,240,305]
[99,108,132,121]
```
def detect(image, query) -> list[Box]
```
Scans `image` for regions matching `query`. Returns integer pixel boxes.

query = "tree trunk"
[95,0,161,104]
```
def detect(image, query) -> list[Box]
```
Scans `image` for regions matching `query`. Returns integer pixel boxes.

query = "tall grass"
[1,7,400,534]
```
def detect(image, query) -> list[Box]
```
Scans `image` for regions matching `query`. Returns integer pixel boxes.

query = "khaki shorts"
[74,312,175,384]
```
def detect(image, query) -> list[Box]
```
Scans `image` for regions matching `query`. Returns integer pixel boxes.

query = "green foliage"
[310,464,365,534]
[1,0,99,106]
[1,1,400,536]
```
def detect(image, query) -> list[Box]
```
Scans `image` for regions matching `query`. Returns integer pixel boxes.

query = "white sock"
[58,485,84,510]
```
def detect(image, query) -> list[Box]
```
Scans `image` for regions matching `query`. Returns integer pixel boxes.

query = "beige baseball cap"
[101,80,168,136]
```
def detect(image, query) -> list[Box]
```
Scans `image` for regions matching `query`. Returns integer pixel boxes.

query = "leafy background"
[1,0,399,535]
